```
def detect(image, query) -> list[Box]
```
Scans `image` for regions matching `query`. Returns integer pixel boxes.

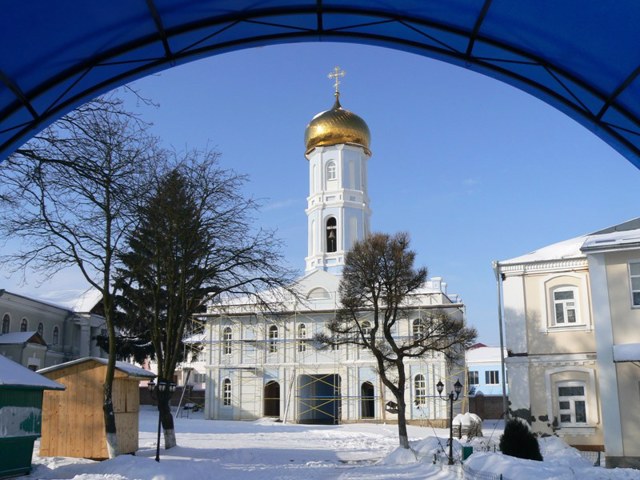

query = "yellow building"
[497,217,640,468]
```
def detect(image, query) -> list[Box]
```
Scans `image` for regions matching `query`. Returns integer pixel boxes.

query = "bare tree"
[317,232,477,449]
[0,94,157,457]
[115,150,295,449]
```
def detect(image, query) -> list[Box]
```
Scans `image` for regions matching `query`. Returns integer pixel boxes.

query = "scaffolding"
[201,299,467,425]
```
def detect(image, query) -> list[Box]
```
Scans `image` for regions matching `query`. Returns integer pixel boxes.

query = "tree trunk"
[103,383,118,458]
[103,298,118,459]
[159,392,177,449]
[396,392,410,449]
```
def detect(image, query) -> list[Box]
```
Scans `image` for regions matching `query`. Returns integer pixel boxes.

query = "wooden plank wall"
[40,362,143,459]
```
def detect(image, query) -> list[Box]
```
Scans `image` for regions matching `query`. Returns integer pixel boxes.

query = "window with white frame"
[414,374,426,405]
[223,327,232,355]
[298,323,307,352]
[557,382,587,426]
[222,378,232,406]
[630,262,640,307]
[1,314,9,334]
[552,287,579,325]
[269,325,278,353]
[20,318,28,332]
[326,161,337,180]
[37,323,44,337]
[360,320,371,348]
[485,370,499,385]
[52,326,59,345]
[468,370,479,385]
[412,319,425,341]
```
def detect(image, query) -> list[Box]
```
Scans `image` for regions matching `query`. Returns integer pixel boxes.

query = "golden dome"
[304,96,371,154]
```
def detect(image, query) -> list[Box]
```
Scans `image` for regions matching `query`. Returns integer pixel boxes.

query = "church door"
[264,381,280,417]
[361,381,375,419]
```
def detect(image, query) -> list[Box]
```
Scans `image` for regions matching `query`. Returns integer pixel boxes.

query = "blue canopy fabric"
[2,1,640,167]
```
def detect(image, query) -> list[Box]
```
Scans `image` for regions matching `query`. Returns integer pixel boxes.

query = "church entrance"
[264,381,280,417]
[296,374,342,424]
[360,381,375,419]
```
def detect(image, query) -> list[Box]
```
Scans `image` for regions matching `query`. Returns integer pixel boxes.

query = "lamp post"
[436,378,463,465]
[147,379,176,462]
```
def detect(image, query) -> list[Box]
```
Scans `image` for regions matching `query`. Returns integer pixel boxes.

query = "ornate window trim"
[544,366,598,431]
[541,274,591,332]
[629,261,640,308]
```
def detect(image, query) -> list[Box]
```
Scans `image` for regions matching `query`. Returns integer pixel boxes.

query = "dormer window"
[326,217,337,253]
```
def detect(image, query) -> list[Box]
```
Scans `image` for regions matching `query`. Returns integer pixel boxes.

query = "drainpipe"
[492,261,509,421]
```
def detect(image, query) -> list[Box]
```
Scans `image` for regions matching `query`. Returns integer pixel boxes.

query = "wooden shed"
[38,357,155,459]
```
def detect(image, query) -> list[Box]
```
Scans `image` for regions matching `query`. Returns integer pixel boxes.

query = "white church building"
[202,75,466,425]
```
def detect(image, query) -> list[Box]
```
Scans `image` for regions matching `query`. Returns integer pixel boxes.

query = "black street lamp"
[436,378,463,465]
[147,379,176,462]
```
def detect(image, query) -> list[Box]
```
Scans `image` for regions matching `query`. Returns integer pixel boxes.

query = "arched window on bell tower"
[326,161,336,180]
[326,217,337,253]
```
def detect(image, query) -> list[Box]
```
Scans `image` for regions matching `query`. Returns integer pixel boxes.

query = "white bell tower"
[303,67,372,274]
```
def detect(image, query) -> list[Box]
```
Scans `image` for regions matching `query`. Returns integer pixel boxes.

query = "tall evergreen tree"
[116,151,294,449]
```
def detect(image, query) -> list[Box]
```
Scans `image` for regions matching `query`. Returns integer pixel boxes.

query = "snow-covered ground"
[17,406,640,479]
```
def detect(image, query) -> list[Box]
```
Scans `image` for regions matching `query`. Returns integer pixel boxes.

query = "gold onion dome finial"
[304,66,371,155]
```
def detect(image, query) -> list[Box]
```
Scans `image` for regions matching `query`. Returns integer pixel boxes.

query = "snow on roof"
[0,354,65,390]
[613,343,640,362]
[501,217,640,265]
[500,235,587,265]
[0,331,44,345]
[466,345,506,363]
[581,228,640,252]
[0,289,72,313]
[57,287,102,312]
[38,357,156,379]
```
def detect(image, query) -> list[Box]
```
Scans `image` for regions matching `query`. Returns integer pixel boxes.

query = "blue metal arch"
[2,1,640,167]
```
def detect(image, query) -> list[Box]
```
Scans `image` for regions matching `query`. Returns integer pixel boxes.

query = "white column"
[588,253,623,456]
[79,322,91,358]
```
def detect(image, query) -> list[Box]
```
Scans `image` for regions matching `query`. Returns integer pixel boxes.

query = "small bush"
[499,418,543,461]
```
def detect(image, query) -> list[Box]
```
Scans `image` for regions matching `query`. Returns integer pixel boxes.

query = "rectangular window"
[558,384,587,426]
[414,375,426,405]
[269,326,278,353]
[630,262,640,307]
[553,289,578,325]
[223,329,232,356]
[485,370,499,385]
[468,371,479,385]
[223,380,232,406]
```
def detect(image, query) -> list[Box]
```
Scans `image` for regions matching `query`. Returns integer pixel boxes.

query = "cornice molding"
[499,258,588,275]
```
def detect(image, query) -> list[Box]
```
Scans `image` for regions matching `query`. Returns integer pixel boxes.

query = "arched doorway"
[361,381,374,419]
[264,381,280,417]
[297,374,341,424]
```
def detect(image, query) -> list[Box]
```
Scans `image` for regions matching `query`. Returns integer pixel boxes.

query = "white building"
[0,289,106,370]
[202,79,467,425]
[465,343,508,419]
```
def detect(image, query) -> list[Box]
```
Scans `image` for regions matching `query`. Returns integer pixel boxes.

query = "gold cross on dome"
[328,66,346,95]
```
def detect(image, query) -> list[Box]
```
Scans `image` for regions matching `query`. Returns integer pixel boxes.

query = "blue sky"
[3,42,640,345]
